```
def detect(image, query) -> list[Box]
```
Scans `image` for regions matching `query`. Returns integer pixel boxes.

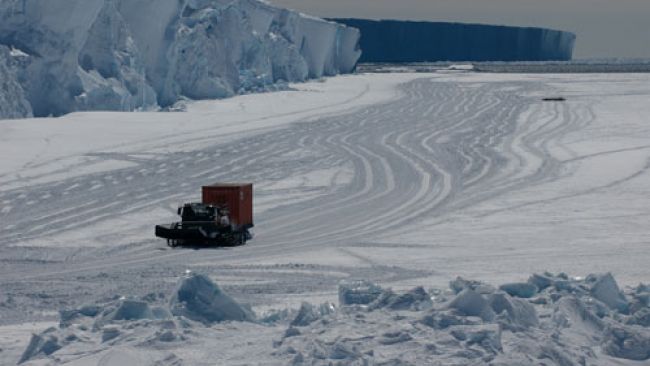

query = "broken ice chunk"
[169,274,255,324]
[602,324,650,361]
[450,277,496,295]
[499,282,538,298]
[338,280,384,305]
[489,292,538,329]
[587,273,629,313]
[448,289,495,321]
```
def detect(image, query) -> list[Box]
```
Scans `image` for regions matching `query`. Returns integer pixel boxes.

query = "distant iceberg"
[0,0,361,118]
[333,19,575,63]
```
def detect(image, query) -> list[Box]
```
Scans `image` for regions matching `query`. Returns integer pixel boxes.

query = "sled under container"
[202,183,253,228]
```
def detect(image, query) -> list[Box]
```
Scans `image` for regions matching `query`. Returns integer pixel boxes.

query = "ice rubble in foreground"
[18,272,650,365]
[0,0,361,118]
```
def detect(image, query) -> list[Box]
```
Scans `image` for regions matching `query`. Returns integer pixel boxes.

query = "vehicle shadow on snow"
[157,242,245,251]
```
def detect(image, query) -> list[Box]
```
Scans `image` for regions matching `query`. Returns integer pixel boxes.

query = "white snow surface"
[0,0,361,117]
[1,72,650,364]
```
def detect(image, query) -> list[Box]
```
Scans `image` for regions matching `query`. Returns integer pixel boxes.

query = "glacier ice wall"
[333,19,575,63]
[0,46,32,119]
[0,0,361,118]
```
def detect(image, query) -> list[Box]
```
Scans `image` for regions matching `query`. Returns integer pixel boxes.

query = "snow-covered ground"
[1,72,650,364]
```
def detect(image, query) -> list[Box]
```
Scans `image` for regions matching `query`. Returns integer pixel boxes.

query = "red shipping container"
[202,183,253,228]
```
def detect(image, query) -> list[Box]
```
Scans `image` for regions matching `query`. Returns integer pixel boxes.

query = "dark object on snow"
[155,183,253,247]
[542,97,566,101]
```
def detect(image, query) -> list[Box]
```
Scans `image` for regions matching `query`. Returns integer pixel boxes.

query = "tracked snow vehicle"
[155,183,253,247]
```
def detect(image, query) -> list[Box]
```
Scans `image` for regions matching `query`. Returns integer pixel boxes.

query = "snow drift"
[0,0,361,118]
[17,272,650,365]
[334,18,576,62]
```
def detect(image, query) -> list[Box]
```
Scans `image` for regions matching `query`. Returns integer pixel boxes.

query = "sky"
[270,0,650,59]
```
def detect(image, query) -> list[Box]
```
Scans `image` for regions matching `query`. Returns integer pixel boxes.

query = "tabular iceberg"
[0,0,361,118]
[333,18,575,63]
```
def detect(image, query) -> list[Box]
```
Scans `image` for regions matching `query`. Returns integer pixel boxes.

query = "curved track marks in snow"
[0,76,598,320]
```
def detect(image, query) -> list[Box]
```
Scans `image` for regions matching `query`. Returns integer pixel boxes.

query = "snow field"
[1,72,650,364]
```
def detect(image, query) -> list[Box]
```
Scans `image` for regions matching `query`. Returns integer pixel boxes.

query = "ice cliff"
[333,18,575,63]
[0,46,32,119]
[0,0,361,118]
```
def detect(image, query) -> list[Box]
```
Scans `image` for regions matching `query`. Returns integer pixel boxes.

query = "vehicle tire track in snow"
[0,80,520,261]
[0,77,599,314]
